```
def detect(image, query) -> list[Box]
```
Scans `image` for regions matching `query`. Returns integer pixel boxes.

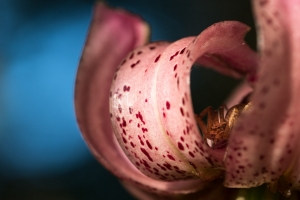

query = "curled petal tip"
[110,21,257,182]
[75,3,210,196]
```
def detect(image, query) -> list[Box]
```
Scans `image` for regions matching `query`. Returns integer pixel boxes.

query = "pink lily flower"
[75,0,300,199]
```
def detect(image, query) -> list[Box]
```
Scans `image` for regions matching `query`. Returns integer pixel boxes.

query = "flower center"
[195,103,251,149]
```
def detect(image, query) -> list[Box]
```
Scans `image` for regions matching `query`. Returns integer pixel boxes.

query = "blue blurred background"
[0,0,254,199]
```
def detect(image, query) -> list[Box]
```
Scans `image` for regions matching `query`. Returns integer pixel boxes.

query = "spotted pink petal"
[225,0,300,194]
[110,21,257,182]
[75,2,214,197]
[75,2,149,173]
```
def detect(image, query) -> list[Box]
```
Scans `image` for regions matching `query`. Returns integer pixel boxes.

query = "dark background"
[0,0,255,199]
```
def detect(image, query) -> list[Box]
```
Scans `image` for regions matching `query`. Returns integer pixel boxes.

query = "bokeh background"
[0,0,255,199]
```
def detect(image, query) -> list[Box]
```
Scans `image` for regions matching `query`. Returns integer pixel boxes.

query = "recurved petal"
[75,2,211,196]
[110,21,257,182]
[194,21,258,81]
[225,0,300,194]
[75,1,149,173]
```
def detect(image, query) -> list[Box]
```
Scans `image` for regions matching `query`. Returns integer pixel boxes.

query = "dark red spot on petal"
[141,148,153,162]
[136,112,146,124]
[130,142,136,148]
[142,128,148,133]
[178,142,184,150]
[166,101,170,110]
[169,51,179,61]
[120,59,126,66]
[163,162,172,170]
[122,117,127,127]
[260,86,269,94]
[167,155,175,161]
[129,53,134,59]
[180,48,186,54]
[173,64,177,71]
[189,162,197,170]
[146,140,153,150]
[187,51,190,58]
[186,112,190,118]
[154,55,161,63]
[138,135,144,145]
[130,60,140,68]
[157,164,167,171]
[123,85,130,92]
[259,102,266,109]
[141,159,151,168]
[189,151,194,158]
[180,107,184,116]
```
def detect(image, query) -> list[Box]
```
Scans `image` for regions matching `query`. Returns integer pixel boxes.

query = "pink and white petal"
[194,21,258,81]
[110,21,257,181]
[110,42,196,181]
[155,37,224,180]
[75,2,211,196]
[225,0,300,191]
[158,21,258,178]
[75,2,149,175]
[270,0,300,192]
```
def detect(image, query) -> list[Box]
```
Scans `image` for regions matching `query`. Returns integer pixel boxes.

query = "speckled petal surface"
[225,0,300,192]
[110,21,257,181]
[75,2,211,196]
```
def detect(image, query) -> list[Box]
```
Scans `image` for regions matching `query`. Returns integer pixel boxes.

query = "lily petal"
[122,179,237,200]
[75,2,149,172]
[225,0,300,194]
[110,21,257,182]
[75,2,211,196]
